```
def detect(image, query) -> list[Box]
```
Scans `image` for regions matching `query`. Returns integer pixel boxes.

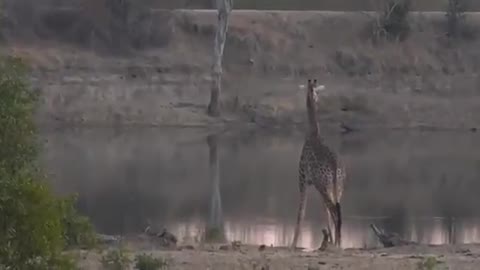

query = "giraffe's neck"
[306,90,320,137]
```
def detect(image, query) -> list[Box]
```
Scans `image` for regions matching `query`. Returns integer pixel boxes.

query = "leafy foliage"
[61,195,97,249]
[204,227,226,243]
[0,168,76,270]
[0,56,37,174]
[0,55,96,269]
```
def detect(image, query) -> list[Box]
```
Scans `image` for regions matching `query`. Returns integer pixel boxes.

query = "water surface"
[41,128,480,249]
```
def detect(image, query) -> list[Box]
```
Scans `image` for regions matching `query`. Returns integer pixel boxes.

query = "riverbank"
[4,9,480,130]
[74,242,480,270]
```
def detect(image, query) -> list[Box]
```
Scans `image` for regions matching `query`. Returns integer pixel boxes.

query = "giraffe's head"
[306,79,325,103]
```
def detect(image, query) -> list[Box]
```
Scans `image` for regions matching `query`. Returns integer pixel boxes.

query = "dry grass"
[5,9,480,129]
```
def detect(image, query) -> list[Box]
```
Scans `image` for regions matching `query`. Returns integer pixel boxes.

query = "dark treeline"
[4,0,480,11]
[161,0,480,11]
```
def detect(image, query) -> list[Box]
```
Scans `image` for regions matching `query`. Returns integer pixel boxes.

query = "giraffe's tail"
[335,202,342,245]
[292,183,307,248]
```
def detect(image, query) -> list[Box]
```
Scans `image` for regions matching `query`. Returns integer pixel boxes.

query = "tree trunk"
[207,0,233,117]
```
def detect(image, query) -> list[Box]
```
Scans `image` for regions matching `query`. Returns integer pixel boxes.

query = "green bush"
[61,195,98,249]
[0,55,95,269]
[0,56,38,173]
[0,169,76,270]
[134,253,168,270]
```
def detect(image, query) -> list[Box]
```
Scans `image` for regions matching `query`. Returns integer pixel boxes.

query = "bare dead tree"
[207,0,233,117]
[369,0,411,42]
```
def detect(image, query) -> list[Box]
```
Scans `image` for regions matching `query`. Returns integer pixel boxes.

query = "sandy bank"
[74,242,480,270]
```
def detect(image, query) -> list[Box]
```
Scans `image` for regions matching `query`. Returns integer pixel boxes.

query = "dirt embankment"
[4,9,480,130]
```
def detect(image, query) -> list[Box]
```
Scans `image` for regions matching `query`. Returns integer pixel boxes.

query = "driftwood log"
[370,223,416,247]
[144,226,178,247]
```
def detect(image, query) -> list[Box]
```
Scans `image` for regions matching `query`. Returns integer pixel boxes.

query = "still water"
[41,128,480,249]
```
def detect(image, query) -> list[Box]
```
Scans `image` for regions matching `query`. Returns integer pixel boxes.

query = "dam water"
[42,127,480,249]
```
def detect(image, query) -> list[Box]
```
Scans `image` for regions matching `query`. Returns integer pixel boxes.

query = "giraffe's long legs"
[291,180,308,249]
[335,202,342,246]
[326,207,335,244]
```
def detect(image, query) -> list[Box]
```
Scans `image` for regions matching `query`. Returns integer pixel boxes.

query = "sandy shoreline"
[74,242,480,270]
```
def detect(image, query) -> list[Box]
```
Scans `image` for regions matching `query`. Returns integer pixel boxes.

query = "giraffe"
[291,79,347,248]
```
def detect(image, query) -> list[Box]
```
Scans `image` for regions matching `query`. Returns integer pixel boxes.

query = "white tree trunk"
[207,0,233,116]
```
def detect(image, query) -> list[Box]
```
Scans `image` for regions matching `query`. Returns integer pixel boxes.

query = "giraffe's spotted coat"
[299,135,346,205]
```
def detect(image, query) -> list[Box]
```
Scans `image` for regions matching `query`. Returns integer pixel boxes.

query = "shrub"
[134,253,168,270]
[0,56,38,173]
[0,55,96,269]
[61,195,98,249]
[101,248,132,270]
[372,0,411,42]
[204,227,226,243]
[82,0,157,52]
[0,169,76,270]
[0,56,64,269]
[445,0,469,39]
[416,256,444,270]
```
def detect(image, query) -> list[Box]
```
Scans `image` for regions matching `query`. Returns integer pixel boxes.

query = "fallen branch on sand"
[370,223,417,248]
[144,226,178,248]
